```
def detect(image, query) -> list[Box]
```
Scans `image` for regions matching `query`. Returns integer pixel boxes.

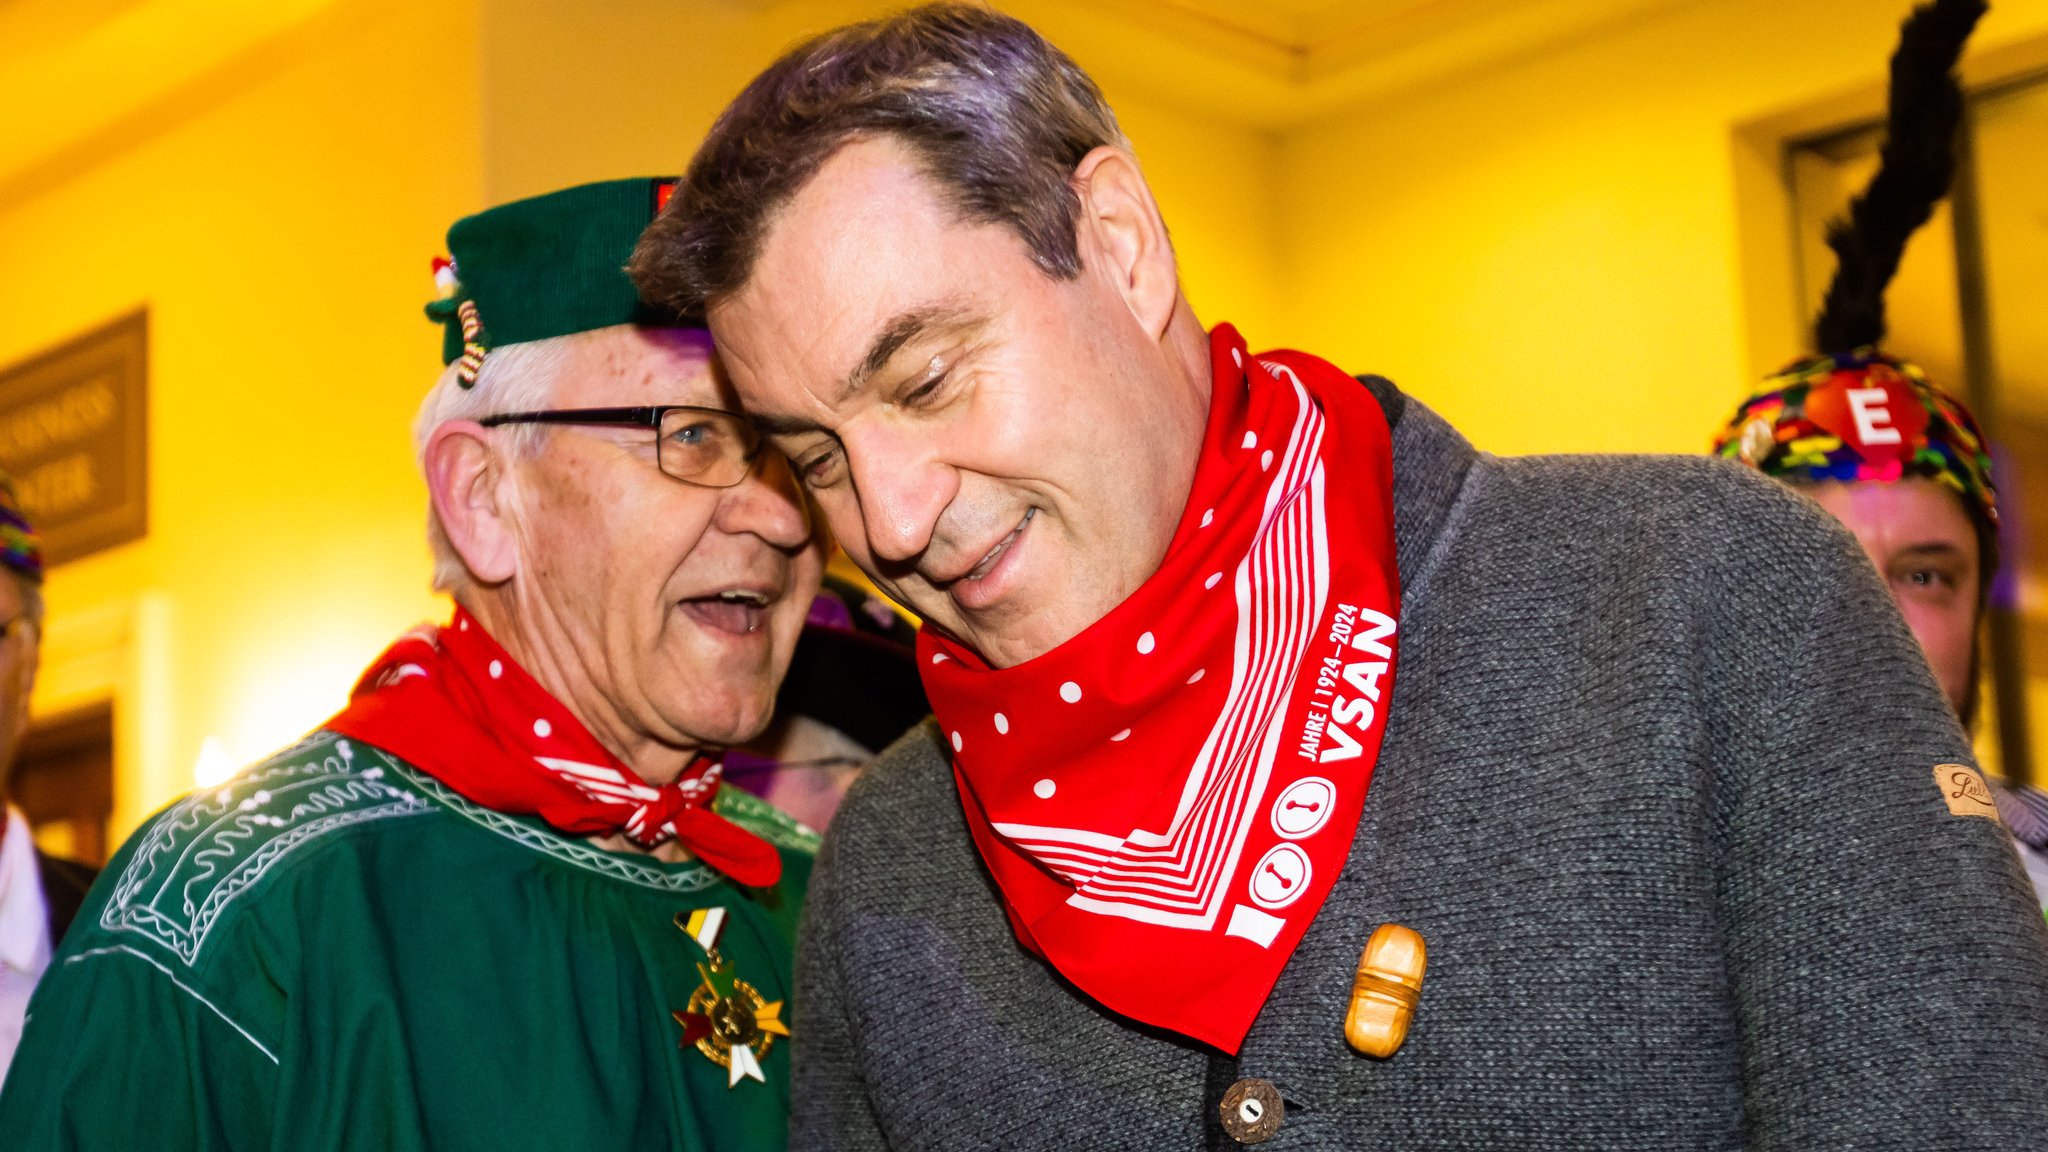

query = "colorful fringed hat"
[1716,350,1996,524]
[0,473,44,585]
[1714,0,1997,534]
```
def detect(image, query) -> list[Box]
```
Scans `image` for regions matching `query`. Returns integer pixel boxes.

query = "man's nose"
[846,425,953,564]
[713,450,813,549]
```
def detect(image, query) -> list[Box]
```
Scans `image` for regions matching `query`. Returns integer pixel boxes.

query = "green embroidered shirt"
[0,730,816,1150]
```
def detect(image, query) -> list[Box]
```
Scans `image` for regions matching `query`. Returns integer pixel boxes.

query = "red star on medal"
[671,907,791,1088]
[673,1008,712,1048]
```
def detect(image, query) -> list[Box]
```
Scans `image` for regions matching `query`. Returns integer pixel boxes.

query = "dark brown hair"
[628,3,1126,316]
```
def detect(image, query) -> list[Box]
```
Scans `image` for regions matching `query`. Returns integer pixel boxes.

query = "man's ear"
[1072,146,1178,342]
[424,421,519,585]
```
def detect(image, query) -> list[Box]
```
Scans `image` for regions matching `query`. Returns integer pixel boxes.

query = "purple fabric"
[807,594,857,633]
[1993,779,2048,851]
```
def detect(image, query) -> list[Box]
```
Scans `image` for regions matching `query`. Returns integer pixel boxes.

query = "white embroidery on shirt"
[64,945,280,1064]
[100,733,433,965]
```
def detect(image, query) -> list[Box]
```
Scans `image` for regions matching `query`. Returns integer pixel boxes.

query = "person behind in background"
[0,179,824,1149]
[630,4,2048,1148]
[725,574,930,833]
[0,479,95,1085]
[1715,0,2047,913]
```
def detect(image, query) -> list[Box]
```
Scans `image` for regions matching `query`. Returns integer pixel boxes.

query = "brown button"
[1218,1077,1284,1144]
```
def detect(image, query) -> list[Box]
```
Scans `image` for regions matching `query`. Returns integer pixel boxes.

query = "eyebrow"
[748,410,820,437]
[1894,542,1968,560]
[840,301,977,404]
[744,301,980,439]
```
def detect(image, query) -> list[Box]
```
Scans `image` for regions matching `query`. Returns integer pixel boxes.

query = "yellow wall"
[1274,0,2048,457]
[476,0,1285,345]
[477,0,2048,459]
[0,0,479,837]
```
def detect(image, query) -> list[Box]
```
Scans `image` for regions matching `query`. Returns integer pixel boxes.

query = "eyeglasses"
[478,406,762,488]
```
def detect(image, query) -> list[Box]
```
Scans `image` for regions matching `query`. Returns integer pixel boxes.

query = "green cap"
[426,178,690,382]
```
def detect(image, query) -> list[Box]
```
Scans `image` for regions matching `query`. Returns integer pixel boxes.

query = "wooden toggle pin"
[1344,923,1426,1058]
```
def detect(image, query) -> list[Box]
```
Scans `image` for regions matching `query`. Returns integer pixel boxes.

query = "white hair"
[413,338,576,593]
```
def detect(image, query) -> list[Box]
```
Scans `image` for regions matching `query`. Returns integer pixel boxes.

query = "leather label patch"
[1935,762,2002,823]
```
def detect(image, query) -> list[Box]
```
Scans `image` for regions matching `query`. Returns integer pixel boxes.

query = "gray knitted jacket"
[792,384,2048,1150]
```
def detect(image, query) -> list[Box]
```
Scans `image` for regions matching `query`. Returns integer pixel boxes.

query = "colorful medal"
[671,907,789,1088]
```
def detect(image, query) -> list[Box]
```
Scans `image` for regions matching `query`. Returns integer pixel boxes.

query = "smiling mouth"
[678,588,773,636]
[961,509,1034,584]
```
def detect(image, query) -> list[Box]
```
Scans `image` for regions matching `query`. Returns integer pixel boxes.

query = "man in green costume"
[0,178,825,1149]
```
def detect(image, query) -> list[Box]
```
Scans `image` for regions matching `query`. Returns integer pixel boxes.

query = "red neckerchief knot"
[621,758,723,845]
[328,608,782,887]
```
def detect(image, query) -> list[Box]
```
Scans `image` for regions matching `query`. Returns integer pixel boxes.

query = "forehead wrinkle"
[663,359,725,409]
[561,325,718,407]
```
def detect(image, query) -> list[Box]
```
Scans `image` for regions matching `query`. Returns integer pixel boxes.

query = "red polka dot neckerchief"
[328,608,781,888]
[924,323,1401,1054]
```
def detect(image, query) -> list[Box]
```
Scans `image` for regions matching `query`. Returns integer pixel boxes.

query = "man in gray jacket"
[630,5,2048,1147]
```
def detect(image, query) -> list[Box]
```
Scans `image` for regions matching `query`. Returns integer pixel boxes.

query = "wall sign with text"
[0,312,148,565]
